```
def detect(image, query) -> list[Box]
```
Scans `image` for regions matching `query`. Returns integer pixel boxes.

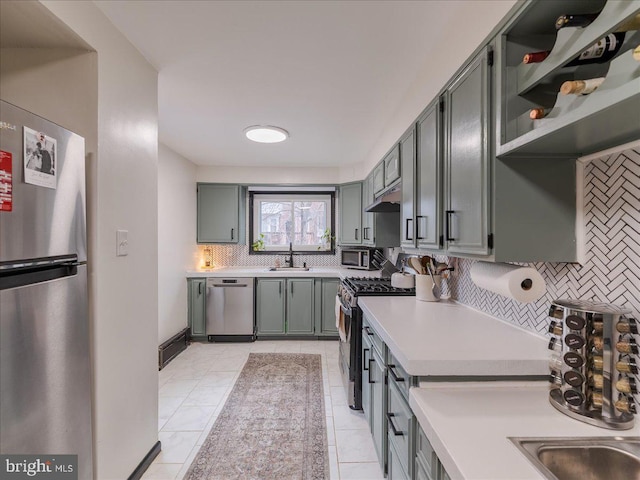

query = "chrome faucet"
[285,242,294,267]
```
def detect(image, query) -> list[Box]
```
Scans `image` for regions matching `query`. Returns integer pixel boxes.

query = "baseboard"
[158,327,189,370]
[127,440,161,480]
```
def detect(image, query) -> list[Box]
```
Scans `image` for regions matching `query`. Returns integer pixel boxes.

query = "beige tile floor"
[143,340,384,480]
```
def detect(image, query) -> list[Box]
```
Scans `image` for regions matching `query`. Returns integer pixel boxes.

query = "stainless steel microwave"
[340,248,379,270]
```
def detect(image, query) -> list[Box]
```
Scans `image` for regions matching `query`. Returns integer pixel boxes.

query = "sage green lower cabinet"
[389,440,410,480]
[256,279,286,335]
[415,423,451,480]
[371,347,387,471]
[286,278,314,334]
[257,277,337,337]
[362,316,387,473]
[315,278,339,336]
[187,278,206,338]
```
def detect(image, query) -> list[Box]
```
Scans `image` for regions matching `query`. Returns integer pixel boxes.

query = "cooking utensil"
[427,265,440,299]
[420,256,430,274]
[409,257,425,274]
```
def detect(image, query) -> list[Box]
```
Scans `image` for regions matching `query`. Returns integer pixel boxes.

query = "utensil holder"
[415,275,440,302]
[547,299,637,430]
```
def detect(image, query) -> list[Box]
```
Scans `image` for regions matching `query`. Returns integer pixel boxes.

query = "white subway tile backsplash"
[448,148,640,334]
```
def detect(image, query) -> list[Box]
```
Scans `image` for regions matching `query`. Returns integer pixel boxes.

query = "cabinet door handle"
[231,228,234,240]
[388,364,405,382]
[368,358,375,383]
[405,218,413,241]
[363,348,370,371]
[416,215,426,240]
[198,282,202,295]
[445,210,455,241]
[387,413,404,436]
[355,228,359,240]
[290,282,293,295]
[363,326,374,336]
[279,282,282,296]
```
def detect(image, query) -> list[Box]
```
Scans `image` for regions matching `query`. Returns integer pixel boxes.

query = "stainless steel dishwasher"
[205,277,255,342]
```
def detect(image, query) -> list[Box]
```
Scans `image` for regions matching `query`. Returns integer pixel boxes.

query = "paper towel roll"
[470,262,546,303]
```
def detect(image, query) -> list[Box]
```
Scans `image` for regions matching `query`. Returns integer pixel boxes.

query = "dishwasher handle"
[210,284,248,287]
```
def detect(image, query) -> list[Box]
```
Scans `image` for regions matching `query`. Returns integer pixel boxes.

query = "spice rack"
[547,299,637,430]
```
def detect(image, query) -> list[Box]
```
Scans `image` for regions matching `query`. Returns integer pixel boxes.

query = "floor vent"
[158,327,189,370]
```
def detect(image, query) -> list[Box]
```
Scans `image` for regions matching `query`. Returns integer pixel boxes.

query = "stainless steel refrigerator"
[0,100,93,479]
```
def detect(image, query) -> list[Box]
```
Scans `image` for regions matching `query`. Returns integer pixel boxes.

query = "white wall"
[38,2,160,478]
[158,143,198,343]
[197,165,340,184]
[360,0,519,174]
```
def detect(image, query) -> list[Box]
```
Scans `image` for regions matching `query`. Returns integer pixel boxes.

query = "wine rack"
[496,0,640,157]
[547,299,637,430]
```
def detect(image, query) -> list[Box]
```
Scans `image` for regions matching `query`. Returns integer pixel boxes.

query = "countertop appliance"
[338,276,415,409]
[547,299,638,430]
[205,277,255,342]
[0,101,93,477]
[340,247,381,270]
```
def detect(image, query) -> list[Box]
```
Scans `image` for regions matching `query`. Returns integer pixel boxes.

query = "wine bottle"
[566,33,625,66]
[560,77,605,95]
[555,13,599,30]
[616,13,640,32]
[523,51,550,64]
[529,108,551,120]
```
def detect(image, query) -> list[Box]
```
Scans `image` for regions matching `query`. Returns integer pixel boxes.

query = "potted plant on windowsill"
[252,233,265,252]
[318,228,335,251]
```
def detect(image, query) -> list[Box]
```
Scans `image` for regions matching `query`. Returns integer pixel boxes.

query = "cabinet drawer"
[362,317,385,358]
[387,380,413,475]
[416,423,437,479]
[387,351,410,401]
[388,439,410,480]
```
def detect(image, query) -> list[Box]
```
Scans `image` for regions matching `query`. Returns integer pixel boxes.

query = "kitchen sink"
[267,266,310,271]
[510,437,640,480]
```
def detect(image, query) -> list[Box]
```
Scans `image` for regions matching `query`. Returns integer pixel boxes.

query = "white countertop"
[410,382,640,480]
[186,266,382,279]
[358,296,549,377]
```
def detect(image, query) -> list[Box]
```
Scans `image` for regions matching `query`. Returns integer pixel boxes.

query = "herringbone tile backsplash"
[449,148,640,334]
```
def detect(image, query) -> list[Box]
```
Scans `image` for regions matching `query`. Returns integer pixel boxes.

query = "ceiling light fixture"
[244,125,289,143]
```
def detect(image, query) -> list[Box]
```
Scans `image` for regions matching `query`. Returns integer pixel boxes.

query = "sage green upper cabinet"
[384,145,401,187]
[197,183,246,244]
[256,278,286,335]
[339,182,362,246]
[416,99,442,251]
[362,173,375,246]
[373,162,385,196]
[286,279,315,334]
[187,278,206,337]
[399,127,416,248]
[444,47,491,256]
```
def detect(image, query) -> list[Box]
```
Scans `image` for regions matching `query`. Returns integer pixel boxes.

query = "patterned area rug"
[185,353,328,480]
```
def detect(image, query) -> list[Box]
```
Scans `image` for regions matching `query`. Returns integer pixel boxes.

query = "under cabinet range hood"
[365,187,401,212]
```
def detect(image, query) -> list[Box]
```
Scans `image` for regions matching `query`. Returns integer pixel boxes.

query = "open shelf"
[497,0,640,158]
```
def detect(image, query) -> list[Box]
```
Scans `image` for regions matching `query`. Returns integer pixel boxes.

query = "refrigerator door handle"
[0,262,80,291]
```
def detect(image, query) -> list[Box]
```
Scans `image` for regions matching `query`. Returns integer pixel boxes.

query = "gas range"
[339,276,415,307]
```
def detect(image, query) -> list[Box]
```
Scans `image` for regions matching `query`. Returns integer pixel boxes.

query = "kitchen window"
[249,192,335,254]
